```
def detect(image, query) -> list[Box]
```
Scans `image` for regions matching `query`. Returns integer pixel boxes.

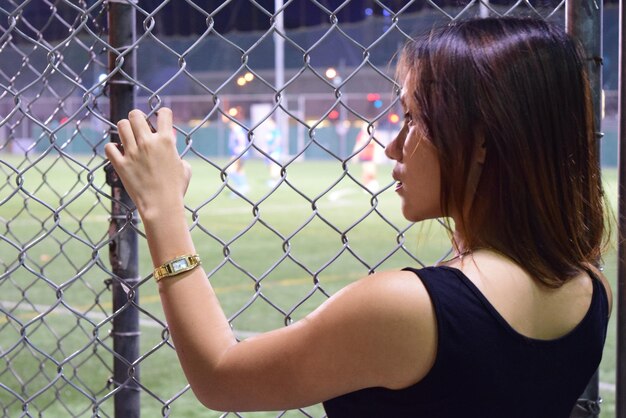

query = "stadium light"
[325,67,337,80]
[244,72,254,82]
[388,113,400,124]
[228,107,239,117]
[237,77,246,86]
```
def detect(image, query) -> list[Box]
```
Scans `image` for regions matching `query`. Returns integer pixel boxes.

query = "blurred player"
[353,123,379,191]
[227,120,249,194]
[263,118,282,187]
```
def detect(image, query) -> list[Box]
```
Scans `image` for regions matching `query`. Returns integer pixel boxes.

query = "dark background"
[17,0,590,35]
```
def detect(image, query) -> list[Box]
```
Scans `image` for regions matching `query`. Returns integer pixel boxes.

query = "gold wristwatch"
[154,254,201,282]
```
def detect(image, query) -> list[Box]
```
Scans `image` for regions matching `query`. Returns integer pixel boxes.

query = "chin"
[402,209,424,223]
[402,206,441,223]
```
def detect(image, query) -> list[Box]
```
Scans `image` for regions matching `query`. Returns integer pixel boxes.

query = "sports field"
[0,154,618,417]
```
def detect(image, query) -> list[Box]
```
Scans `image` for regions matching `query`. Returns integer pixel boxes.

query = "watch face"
[172,258,189,272]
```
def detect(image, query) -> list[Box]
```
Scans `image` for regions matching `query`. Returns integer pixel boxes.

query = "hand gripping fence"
[0,0,608,417]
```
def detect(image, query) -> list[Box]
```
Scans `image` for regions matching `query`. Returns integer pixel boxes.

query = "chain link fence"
[0,0,607,417]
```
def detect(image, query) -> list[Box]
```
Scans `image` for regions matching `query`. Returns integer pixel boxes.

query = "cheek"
[405,143,442,220]
[406,138,439,181]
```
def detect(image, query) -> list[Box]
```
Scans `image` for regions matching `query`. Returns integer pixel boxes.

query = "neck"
[452,229,468,256]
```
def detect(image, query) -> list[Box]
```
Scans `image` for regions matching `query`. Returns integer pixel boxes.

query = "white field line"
[0,300,258,339]
[600,381,616,392]
[327,187,358,202]
[1,197,358,227]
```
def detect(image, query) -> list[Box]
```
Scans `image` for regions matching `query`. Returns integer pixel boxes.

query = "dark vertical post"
[567,0,603,135]
[566,0,603,417]
[617,0,626,414]
[107,2,140,418]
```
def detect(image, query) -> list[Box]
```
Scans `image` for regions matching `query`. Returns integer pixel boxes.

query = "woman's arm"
[104,108,437,412]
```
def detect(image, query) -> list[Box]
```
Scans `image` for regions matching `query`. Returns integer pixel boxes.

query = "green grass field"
[0,153,619,417]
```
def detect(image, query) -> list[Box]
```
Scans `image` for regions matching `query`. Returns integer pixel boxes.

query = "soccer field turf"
[0,155,619,417]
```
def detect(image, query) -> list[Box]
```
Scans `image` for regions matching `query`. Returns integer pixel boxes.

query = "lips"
[392,167,403,191]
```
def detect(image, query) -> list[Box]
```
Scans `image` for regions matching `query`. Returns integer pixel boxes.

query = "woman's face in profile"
[385,87,441,222]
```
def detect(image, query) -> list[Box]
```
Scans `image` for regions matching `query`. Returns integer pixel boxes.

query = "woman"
[104,17,612,417]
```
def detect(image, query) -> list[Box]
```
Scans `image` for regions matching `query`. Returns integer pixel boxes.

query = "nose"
[385,125,406,161]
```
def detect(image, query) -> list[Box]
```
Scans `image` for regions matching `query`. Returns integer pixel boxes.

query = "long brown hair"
[397,17,606,287]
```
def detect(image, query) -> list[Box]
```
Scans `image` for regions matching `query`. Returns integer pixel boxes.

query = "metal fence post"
[616,0,626,415]
[566,0,603,417]
[106,1,140,418]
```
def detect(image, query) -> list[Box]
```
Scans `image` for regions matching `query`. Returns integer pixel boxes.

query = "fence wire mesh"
[0,0,604,417]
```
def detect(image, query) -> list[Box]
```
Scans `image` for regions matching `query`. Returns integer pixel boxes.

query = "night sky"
[12,0,576,40]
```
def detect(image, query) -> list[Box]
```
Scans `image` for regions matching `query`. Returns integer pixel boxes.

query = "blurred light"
[244,72,254,82]
[190,118,211,127]
[367,93,380,102]
[388,113,400,124]
[329,110,339,120]
[364,8,373,16]
[94,73,107,95]
[382,9,391,17]
[228,107,239,117]
[373,99,383,109]
[325,67,337,79]
[237,77,246,86]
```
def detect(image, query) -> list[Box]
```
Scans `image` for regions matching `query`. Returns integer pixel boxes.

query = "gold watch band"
[154,254,201,282]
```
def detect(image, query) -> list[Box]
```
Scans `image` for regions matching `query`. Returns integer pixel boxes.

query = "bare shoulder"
[305,268,438,389]
[322,269,436,332]
[337,269,432,309]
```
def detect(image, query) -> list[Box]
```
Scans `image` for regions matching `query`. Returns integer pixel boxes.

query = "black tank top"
[323,266,609,418]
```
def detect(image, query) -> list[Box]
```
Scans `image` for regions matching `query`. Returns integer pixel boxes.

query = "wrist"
[140,204,196,266]
[139,200,186,225]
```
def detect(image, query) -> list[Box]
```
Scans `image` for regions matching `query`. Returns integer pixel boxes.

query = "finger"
[182,159,192,195]
[117,119,138,154]
[156,107,173,134]
[128,109,152,145]
[104,142,124,167]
